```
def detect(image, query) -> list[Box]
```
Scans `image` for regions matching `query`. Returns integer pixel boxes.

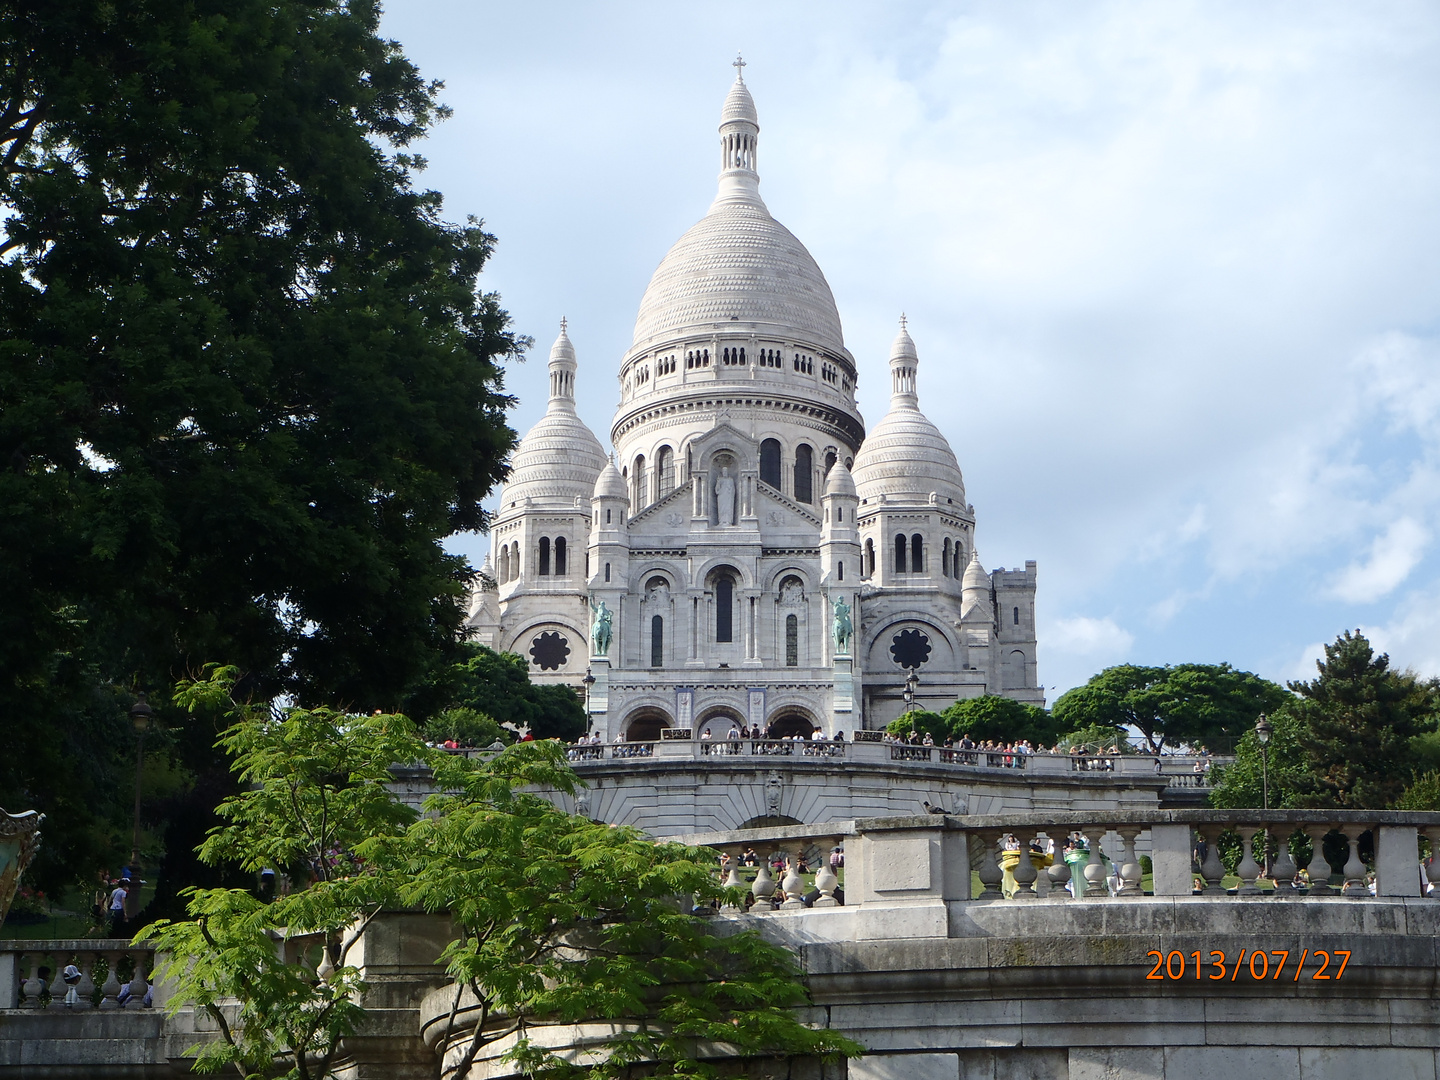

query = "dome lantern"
[548,317,578,409]
[714,55,762,210]
[889,314,919,403]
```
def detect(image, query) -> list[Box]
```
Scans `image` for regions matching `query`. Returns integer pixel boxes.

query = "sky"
[378,0,1440,697]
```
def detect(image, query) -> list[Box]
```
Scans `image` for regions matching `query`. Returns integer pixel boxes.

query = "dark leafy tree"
[1,0,520,894]
[1209,707,1308,810]
[1052,663,1288,753]
[1288,631,1437,809]
[448,645,587,743]
[943,695,1063,747]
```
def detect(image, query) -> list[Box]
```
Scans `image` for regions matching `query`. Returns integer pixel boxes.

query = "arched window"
[656,445,674,496]
[651,615,664,668]
[538,537,551,575]
[865,539,875,577]
[715,574,734,642]
[555,537,567,576]
[1014,606,1021,626]
[894,534,907,573]
[837,560,844,581]
[954,543,963,578]
[606,508,612,524]
[824,450,837,475]
[499,545,509,583]
[785,614,798,667]
[942,538,951,577]
[911,534,924,573]
[794,444,814,504]
[633,455,646,507]
[604,562,611,583]
[511,542,519,580]
[760,439,782,488]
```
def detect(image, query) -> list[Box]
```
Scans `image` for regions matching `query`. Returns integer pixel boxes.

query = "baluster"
[20,953,44,1008]
[1424,827,1440,897]
[1116,827,1144,897]
[98,951,124,1009]
[780,846,806,909]
[125,949,150,1007]
[1047,841,1073,899]
[76,951,97,1008]
[1082,827,1110,898]
[1341,826,1371,897]
[719,849,746,913]
[48,953,67,1009]
[1270,828,1298,897]
[1302,825,1334,895]
[974,830,1004,899]
[750,852,777,912]
[1010,832,1039,900]
[813,840,840,907]
[1234,826,1263,896]
[1196,825,1227,894]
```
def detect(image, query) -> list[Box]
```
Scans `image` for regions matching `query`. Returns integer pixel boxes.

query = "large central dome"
[631,204,846,354]
[629,72,846,357]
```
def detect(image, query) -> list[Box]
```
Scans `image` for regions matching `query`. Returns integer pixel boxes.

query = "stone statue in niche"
[646,579,670,605]
[589,598,612,657]
[779,578,804,607]
[715,466,736,527]
[832,596,853,655]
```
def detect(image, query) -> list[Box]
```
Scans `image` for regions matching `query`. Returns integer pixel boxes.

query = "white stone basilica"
[466,66,1042,740]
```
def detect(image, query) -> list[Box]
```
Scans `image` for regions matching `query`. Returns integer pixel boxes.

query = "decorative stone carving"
[715,467,736,527]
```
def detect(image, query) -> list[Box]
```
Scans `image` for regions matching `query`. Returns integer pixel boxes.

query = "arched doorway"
[624,707,672,743]
[767,712,817,739]
[697,707,745,739]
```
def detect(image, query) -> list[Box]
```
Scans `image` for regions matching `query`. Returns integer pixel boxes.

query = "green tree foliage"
[1288,631,1437,809]
[1051,663,1288,753]
[449,645,587,742]
[1,0,520,892]
[141,669,860,1080]
[943,695,1063,747]
[1057,723,1129,752]
[428,707,512,748]
[885,711,946,742]
[1208,708,1308,810]
[1396,771,1440,812]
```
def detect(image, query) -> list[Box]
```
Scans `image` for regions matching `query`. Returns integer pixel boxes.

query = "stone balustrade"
[0,940,156,1010]
[558,739,1225,785]
[683,808,1440,923]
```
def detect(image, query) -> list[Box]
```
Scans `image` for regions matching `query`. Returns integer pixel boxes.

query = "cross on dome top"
[732,54,746,81]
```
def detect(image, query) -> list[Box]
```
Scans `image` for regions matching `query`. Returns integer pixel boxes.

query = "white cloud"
[1330,518,1430,602]
[1046,615,1135,660]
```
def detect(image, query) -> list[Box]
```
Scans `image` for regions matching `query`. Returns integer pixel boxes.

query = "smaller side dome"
[961,550,989,592]
[960,550,993,623]
[823,458,857,499]
[592,454,628,501]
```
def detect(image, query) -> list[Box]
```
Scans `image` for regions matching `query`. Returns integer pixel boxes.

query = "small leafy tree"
[141,667,859,1080]
[885,711,946,742]
[449,645,587,742]
[942,695,1061,747]
[1209,708,1308,809]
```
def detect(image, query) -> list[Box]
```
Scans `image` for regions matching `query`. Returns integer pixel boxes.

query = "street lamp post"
[904,671,919,716]
[582,669,596,734]
[1255,713,1273,880]
[127,693,152,919]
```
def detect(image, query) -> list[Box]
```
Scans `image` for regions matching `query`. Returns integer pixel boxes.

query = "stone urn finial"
[0,808,44,930]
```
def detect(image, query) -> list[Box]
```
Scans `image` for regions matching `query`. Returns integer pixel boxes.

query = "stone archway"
[697,707,745,739]
[623,707,672,743]
[767,713,817,739]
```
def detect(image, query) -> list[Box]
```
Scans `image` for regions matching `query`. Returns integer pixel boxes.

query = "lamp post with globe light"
[904,671,919,716]
[1256,713,1273,879]
[582,669,596,734]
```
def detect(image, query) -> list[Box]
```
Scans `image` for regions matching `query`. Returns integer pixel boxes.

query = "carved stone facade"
[467,68,1042,739]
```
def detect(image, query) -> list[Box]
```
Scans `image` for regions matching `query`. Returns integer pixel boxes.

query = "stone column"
[1270,827,1298,897]
[1116,827,1144,897]
[1304,825,1335,896]
[1234,826,1263,896]
[1196,824,1227,894]
[1082,828,1110,898]
[1340,826,1371,897]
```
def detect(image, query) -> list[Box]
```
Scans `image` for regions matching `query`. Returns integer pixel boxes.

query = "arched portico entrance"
[623,707,672,743]
[697,707,745,738]
[767,712,818,739]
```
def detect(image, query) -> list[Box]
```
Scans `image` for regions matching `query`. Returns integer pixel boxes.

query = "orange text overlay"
[1144,949,1351,982]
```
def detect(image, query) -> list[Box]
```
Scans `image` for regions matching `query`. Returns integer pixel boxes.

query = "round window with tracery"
[889,628,932,670]
[529,631,570,671]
